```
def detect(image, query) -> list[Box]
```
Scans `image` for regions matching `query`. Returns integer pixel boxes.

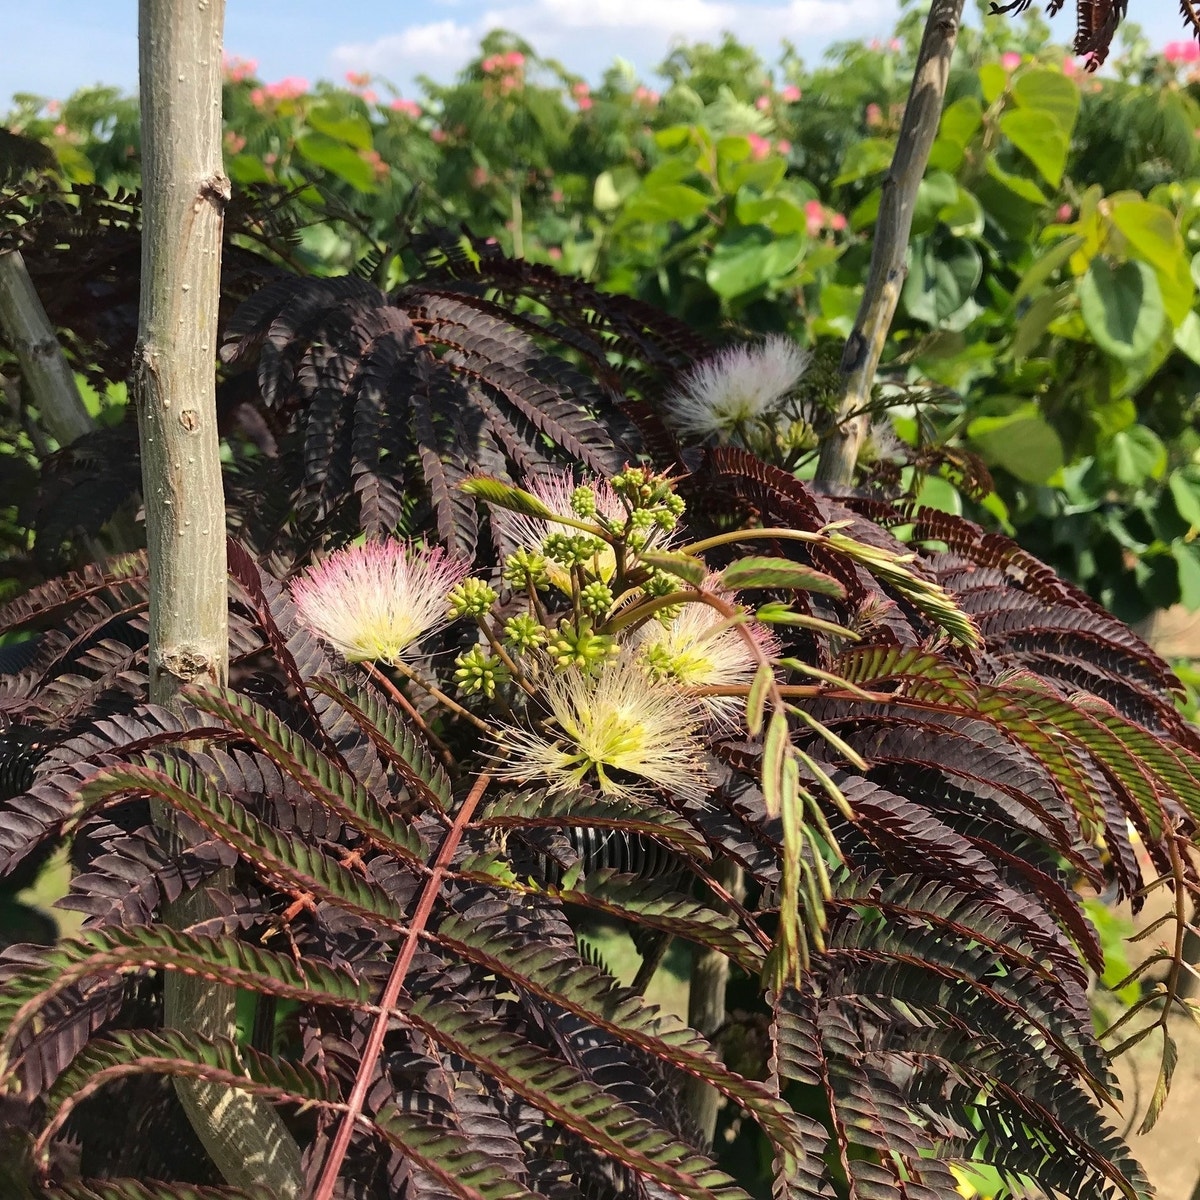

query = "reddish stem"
[312,770,492,1200]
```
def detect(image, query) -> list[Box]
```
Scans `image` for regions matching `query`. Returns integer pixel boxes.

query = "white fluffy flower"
[634,578,778,726]
[666,335,810,440]
[290,540,471,664]
[493,656,709,800]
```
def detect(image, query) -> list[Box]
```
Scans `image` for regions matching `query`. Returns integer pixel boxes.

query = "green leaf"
[294,132,377,192]
[832,137,894,185]
[999,109,1070,187]
[1174,310,1200,364]
[1169,467,1200,529]
[639,550,706,586]
[1176,543,1200,608]
[461,476,557,519]
[903,234,982,326]
[1078,258,1165,361]
[720,556,846,596]
[1107,426,1167,487]
[1014,234,1085,302]
[735,191,807,235]
[706,228,805,299]
[967,404,1064,485]
[1010,68,1081,134]
[938,95,983,149]
[619,183,710,225]
[1111,198,1194,324]
[306,102,373,150]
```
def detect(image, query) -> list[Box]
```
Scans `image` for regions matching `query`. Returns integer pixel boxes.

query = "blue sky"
[6,0,1193,104]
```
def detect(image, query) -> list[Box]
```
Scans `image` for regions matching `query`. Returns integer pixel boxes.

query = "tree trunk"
[0,249,94,447]
[815,0,966,491]
[135,0,301,1191]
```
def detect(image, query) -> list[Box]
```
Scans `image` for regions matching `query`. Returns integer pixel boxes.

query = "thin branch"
[814,0,966,491]
[313,770,494,1200]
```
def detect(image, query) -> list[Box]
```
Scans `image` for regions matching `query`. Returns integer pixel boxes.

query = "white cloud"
[329,0,895,88]
[330,20,477,76]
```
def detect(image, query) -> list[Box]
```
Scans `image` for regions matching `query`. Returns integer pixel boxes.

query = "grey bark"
[815,0,966,491]
[136,0,301,1192]
[0,248,95,447]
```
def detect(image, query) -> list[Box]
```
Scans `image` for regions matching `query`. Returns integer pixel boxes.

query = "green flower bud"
[502,612,547,653]
[570,485,597,517]
[544,532,605,567]
[548,620,619,672]
[502,548,549,590]
[447,577,499,620]
[454,645,509,698]
[580,580,615,618]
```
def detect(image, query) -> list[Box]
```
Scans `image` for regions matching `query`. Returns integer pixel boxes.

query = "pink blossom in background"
[577,96,593,110]
[481,55,499,72]
[633,85,660,104]
[804,199,824,236]
[775,139,792,156]
[1001,52,1021,72]
[747,133,771,161]
[1164,40,1200,63]
[265,77,308,101]
[224,131,247,154]
[362,148,387,179]
[1062,56,1080,76]
[889,38,902,51]
[431,128,447,143]
[829,212,848,232]
[548,246,563,260]
[263,152,277,166]
[780,85,802,102]
[361,89,378,105]
[755,94,771,111]
[865,102,883,127]
[45,100,61,115]
[572,81,590,98]
[505,51,526,68]
[223,54,258,83]
[1057,203,1074,221]
[471,166,490,187]
[345,70,371,88]
[391,98,421,119]
[249,88,266,108]
[550,189,565,203]
[53,123,68,137]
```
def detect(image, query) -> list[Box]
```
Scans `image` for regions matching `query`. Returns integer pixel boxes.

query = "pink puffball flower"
[666,335,811,441]
[747,133,771,161]
[865,102,883,127]
[829,211,848,232]
[805,198,825,236]
[577,96,593,110]
[391,98,421,119]
[1001,51,1022,72]
[345,70,371,88]
[780,84,802,102]
[290,541,471,665]
[755,95,771,111]
[775,139,792,156]
[1056,203,1074,221]
[1165,40,1200,63]
[265,77,308,101]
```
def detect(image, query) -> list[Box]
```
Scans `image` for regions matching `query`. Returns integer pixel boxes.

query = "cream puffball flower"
[666,335,810,440]
[635,579,778,726]
[494,657,710,801]
[290,540,471,664]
